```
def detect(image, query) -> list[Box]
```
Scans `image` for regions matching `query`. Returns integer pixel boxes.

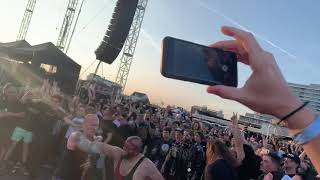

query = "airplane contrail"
[198,1,297,59]
[141,28,161,52]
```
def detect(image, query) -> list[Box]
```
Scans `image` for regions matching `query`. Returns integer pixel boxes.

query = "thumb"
[207,85,242,101]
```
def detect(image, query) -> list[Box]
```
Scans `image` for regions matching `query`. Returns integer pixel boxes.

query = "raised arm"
[0,112,25,119]
[230,113,245,165]
[144,159,164,180]
[299,151,307,160]
[207,26,320,172]
[101,143,125,161]
[68,131,124,161]
[68,132,103,154]
[262,135,268,148]
[160,148,172,174]
[104,132,113,144]
[271,135,279,151]
[63,114,81,128]
[64,114,74,125]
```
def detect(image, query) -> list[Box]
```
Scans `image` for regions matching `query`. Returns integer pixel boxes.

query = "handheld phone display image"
[161,37,238,87]
[202,48,237,87]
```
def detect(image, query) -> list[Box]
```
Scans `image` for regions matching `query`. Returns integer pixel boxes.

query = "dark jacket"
[162,141,205,180]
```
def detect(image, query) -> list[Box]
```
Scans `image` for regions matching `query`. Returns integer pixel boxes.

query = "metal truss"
[17,0,37,40]
[115,0,149,95]
[56,0,80,52]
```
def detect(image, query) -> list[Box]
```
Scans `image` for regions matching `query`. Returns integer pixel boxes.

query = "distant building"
[238,82,320,137]
[128,91,150,104]
[76,74,121,101]
[191,106,224,118]
[191,106,228,127]
[289,83,320,114]
[86,73,120,88]
[244,113,273,122]
[239,113,288,136]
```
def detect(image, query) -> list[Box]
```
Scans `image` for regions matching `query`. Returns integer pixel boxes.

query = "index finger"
[221,26,263,55]
[209,40,250,65]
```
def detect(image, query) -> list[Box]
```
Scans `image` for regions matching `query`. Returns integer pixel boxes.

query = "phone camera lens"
[222,65,228,72]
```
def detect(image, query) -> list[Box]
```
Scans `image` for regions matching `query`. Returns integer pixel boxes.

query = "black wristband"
[277,101,309,125]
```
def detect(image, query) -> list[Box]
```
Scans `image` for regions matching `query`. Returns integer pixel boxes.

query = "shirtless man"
[66,113,163,180]
[102,136,164,180]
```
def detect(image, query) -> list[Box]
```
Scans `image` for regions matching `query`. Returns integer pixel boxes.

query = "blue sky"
[1,0,319,117]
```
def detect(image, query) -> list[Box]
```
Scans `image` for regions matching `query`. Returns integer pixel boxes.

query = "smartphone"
[161,36,238,87]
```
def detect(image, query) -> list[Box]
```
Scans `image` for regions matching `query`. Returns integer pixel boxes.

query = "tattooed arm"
[68,131,124,161]
[68,132,103,154]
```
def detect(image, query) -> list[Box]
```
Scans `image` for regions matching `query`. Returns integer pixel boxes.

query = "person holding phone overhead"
[206,26,320,174]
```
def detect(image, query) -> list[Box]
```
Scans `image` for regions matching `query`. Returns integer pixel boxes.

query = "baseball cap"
[267,152,282,165]
[175,127,184,134]
[283,153,301,165]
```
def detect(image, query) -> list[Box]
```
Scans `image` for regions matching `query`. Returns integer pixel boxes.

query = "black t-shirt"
[160,139,173,156]
[100,120,117,141]
[205,159,236,180]
[0,98,24,144]
[237,153,262,180]
[163,141,205,180]
[154,138,173,169]
[162,139,173,149]
[22,101,52,132]
[111,124,136,147]
[145,136,162,160]
[56,147,88,180]
[142,136,152,151]
[0,99,26,130]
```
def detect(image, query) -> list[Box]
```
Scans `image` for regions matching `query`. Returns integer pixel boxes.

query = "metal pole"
[56,0,80,51]
[94,60,102,76]
[65,0,86,54]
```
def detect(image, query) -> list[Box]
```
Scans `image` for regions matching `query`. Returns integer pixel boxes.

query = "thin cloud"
[198,1,297,59]
[141,28,160,52]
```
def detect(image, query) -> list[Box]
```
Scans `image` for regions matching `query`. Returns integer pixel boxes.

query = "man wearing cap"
[283,153,303,179]
[257,152,285,180]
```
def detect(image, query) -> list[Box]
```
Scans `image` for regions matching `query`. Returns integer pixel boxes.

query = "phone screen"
[164,37,237,87]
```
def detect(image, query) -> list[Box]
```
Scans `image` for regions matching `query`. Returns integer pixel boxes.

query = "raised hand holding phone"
[207,26,319,173]
[207,26,305,126]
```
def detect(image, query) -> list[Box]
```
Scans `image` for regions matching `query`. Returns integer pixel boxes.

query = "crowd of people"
[1,26,320,180]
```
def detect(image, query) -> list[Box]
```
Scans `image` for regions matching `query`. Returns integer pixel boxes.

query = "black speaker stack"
[95,0,139,64]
